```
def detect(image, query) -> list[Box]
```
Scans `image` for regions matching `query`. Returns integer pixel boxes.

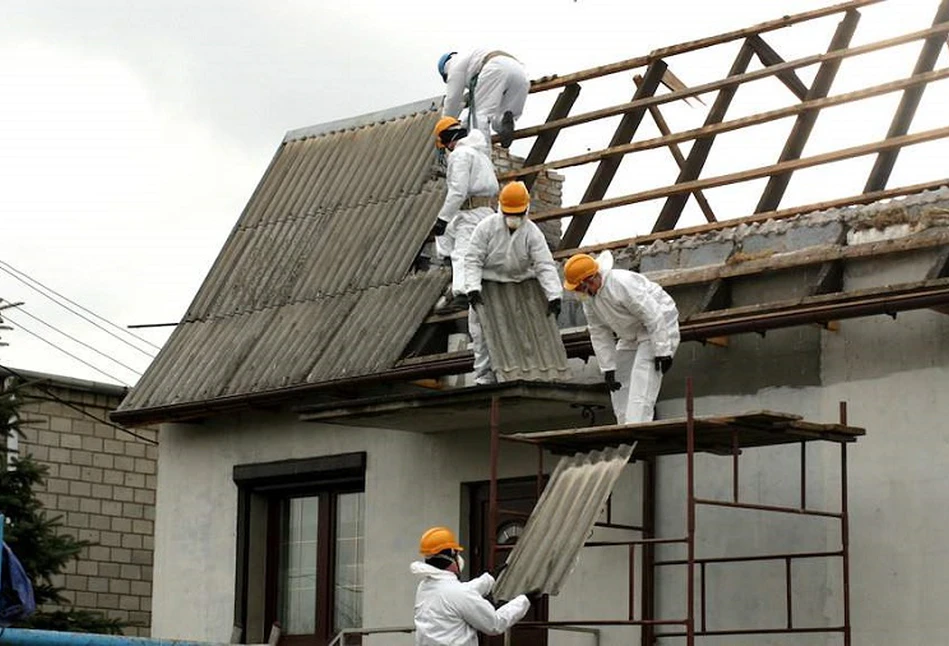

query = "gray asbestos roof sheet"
[117,99,450,415]
[480,280,569,382]
[494,443,635,600]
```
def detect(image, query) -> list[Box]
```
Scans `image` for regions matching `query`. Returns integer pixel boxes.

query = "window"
[234,453,365,646]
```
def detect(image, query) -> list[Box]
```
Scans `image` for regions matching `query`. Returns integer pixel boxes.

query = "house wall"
[152,304,949,646]
[15,374,158,636]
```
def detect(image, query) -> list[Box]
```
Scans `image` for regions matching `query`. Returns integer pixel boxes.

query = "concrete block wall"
[13,372,157,636]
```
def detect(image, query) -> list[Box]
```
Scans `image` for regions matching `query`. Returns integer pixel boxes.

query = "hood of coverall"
[453,129,492,158]
[411,561,459,579]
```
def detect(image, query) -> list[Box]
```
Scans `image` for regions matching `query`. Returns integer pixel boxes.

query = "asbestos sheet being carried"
[479,280,569,382]
[493,443,635,601]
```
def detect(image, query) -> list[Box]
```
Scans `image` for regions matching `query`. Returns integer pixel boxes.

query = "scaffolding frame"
[487,378,862,646]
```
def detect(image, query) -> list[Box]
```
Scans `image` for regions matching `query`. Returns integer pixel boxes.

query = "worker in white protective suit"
[564,251,680,424]
[430,116,500,309]
[412,526,530,646]
[438,50,529,148]
[464,181,563,385]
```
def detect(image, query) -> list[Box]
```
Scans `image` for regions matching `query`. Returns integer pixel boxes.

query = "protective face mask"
[505,216,523,230]
[576,291,589,302]
[455,554,466,573]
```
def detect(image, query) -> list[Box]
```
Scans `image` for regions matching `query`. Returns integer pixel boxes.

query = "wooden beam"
[501,67,949,184]
[697,279,732,313]
[748,35,809,100]
[520,84,581,191]
[559,61,667,250]
[865,0,949,192]
[531,125,949,224]
[652,41,755,232]
[512,22,949,144]
[810,260,846,296]
[927,246,949,279]
[635,74,716,223]
[553,177,949,260]
[528,0,884,93]
[755,9,861,213]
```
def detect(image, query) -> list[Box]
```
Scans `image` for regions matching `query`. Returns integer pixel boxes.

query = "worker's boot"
[499,111,515,148]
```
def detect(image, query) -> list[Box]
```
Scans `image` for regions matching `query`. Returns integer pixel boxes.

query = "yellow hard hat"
[433,116,462,150]
[563,253,599,291]
[499,181,530,214]
[419,526,464,556]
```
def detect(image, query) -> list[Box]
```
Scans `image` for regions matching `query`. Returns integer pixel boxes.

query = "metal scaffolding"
[487,378,864,645]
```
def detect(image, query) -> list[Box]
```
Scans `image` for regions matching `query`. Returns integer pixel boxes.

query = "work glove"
[525,589,545,606]
[430,218,448,238]
[654,355,673,374]
[604,370,622,392]
[547,298,561,318]
[467,290,484,307]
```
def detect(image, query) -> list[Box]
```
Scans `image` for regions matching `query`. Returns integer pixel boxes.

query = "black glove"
[430,218,448,238]
[467,290,483,307]
[547,298,561,318]
[525,589,545,605]
[654,355,673,374]
[604,370,621,392]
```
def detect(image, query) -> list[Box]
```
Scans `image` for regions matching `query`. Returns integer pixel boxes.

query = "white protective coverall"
[411,562,530,646]
[464,213,562,384]
[435,129,499,297]
[582,251,680,424]
[442,49,530,143]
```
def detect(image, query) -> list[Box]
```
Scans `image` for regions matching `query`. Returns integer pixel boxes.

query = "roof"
[115,98,451,422]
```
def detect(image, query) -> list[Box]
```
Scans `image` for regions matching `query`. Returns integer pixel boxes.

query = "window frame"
[234,453,366,646]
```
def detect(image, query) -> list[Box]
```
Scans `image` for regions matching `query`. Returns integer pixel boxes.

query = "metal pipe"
[801,441,808,508]
[694,497,843,518]
[0,631,273,646]
[786,557,793,630]
[488,396,500,573]
[657,626,845,638]
[641,456,657,646]
[686,377,696,646]
[840,401,852,646]
[629,543,636,620]
[655,549,843,567]
[732,429,739,502]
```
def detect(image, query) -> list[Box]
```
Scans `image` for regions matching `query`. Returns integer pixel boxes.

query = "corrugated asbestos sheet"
[493,443,635,601]
[479,280,569,382]
[117,98,450,415]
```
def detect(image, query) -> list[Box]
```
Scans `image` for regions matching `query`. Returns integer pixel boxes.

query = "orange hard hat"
[419,526,464,556]
[499,181,530,214]
[563,253,599,291]
[433,116,463,150]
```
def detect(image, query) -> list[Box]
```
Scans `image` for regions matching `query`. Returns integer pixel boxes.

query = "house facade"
[112,94,949,646]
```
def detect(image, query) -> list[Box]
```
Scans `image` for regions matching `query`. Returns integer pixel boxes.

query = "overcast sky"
[1,0,946,387]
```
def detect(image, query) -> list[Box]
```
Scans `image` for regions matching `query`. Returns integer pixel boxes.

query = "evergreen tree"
[0,374,124,633]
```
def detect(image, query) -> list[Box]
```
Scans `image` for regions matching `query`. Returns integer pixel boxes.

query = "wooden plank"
[528,0,883,93]
[553,177,949,260]
[748,35,809,100]
[512,22,949,144]
[865,0,949,191]
[810,261,846,296]
[559,61,667,250]
[520,84,581,191]
[532,125,949,224]
[755,9,861,213]
[501,67,949,184]
[653,42,755,232]
[657,229,949,290]
[636,74,716,223]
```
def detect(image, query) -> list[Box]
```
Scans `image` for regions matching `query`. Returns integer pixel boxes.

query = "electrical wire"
[6,307,143,377]
[0,315,132,386]
[0,364,158,446]
[0,260,160,355]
